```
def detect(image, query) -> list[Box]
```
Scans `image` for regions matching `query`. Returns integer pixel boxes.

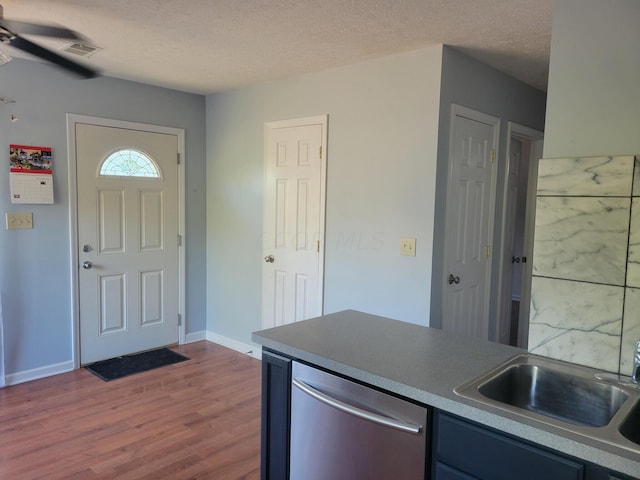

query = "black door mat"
[85,348,189,382]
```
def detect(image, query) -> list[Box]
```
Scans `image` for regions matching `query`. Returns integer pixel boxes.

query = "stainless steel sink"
[619,399,640,446]
[455,354,640,454]
[476,363,628,427]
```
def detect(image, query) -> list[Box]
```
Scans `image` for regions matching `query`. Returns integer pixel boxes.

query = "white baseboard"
[4,360,74,387]
[185,331,262,360]
[185,330,207,343]
[1,333,261,388]
[206,332,262,360]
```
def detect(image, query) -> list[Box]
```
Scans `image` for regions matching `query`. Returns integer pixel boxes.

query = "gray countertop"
[252,309,640,478]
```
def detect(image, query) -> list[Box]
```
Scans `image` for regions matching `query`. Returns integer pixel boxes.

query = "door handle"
[448,274,460,285]
[292,378,422,435]
[264,255,275,263]
[82,261,93,270]
[512,256,521,264]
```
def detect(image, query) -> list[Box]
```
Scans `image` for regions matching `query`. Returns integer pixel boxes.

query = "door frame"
[495,122,544,347]
[441,104,500,339]
[262,114,328,328]
[66,114,186,369]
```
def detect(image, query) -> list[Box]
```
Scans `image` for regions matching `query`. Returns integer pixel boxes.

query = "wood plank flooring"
[0,341,262,480]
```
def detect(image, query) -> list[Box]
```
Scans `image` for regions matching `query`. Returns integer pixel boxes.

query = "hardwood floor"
[0,342,262,480]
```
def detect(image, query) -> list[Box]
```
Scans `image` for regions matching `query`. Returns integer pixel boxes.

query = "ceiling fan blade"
[0,18,84,40]
[9,35,98,78]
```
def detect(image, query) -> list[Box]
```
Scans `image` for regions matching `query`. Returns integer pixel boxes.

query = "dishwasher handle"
[292,377,423,435]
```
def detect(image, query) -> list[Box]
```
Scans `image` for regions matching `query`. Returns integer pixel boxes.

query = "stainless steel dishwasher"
[290,361,429,480]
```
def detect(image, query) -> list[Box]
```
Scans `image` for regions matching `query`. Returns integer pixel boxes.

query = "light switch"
[6,212,33,230]
[400,237,416,256]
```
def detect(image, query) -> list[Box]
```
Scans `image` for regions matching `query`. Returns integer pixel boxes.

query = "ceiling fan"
[0,4,98,78]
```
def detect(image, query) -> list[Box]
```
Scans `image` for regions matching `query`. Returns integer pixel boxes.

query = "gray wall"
[205,47,443,345]
[0,59,206,377]
[544,0,640,157]
[430,47,547,335]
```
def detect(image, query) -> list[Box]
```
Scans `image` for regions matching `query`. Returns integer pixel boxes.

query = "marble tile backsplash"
[529,277,623,372]
[533,197,629,285]
[622,288,640,374]
[627,197,640,286]
[536,155,634,197]
[529,155,639,376]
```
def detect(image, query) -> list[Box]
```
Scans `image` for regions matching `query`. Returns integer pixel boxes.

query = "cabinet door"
[584,464,638,480]
[434,462,479,480]
[434,412,584,480]
[261,351,292,480]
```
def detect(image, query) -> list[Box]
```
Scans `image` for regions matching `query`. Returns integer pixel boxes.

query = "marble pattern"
[528,276,623,372]
[537,156,634,197]
[634,156,640,196]
[626,198,640,287]
[530,154,640,376]
[621,288,640,376]
[533,196,630,285]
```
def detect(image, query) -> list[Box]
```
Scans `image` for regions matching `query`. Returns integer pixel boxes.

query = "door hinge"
[490,149,496,163]
[316,240,320,253]
[178,314,182,326]
[177,153,181,165]
[485,245,491,258]
[178,234,182,247]
[319,146,322,159]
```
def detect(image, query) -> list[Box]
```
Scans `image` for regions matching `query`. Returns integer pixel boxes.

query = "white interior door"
[262,115,327,329]
[497,137,527,344]
[517,136,544,348]
[76,123,180,364]
[442,106,500,340]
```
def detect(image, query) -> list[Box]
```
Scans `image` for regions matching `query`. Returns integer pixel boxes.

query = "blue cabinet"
[434,462,478,480]
[433,411,584,480]
[261,350,291,480]
[432,411,637,480]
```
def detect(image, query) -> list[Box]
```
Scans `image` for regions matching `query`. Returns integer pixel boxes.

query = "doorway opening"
[496,122,544,348]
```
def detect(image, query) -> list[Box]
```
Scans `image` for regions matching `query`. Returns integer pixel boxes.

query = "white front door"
[262,115,327,329]
[442,105,500,340]
[76,123,180,364]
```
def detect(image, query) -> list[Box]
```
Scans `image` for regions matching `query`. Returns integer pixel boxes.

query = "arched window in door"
[99,149,160,178]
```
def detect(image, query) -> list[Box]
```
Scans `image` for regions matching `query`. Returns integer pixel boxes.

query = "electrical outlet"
[400,237,416,256]
[6,212,33,230]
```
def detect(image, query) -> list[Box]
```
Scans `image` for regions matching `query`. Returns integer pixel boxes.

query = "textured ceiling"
[0,0,552,95]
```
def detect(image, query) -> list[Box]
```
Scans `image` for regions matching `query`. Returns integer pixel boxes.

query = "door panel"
[140,190,164,250]
[99,189,125,253]
[140,270,163,325]
[100,274,126,334]
[443,107,499,340]
[77,123,179,364]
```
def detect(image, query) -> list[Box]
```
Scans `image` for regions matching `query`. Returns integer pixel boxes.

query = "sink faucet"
[634,340,640,384]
